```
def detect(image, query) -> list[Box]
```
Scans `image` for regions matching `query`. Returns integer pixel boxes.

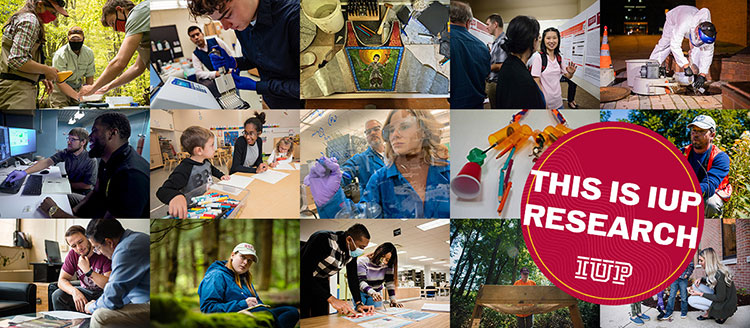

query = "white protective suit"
[649,6,714,76]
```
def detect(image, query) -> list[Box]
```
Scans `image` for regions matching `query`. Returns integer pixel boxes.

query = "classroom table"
[0,165,73,218]
[299,299,449,328]
[206,164,300,219]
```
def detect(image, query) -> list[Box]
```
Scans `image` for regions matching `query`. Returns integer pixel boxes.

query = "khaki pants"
[0,79,37,109]
[91,303,150,328]
[485,81,497,109]
[48,83,79,108]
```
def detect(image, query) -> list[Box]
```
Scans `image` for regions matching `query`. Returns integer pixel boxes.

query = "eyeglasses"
[67,137,81,142]
[364,126,381,136]
[382,120,416,141]
[243,130,259,137]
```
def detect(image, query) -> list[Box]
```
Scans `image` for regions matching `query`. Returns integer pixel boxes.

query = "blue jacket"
[340,147,385,198]
[90,230,150,311]
[449,25,490,109]
[199,260,263,313]
[320,162,451,218]
[683,145,730,198]
[234,0,301,109]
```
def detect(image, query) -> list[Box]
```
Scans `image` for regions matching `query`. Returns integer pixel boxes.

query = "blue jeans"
[664,278,689,317]
[268,306,299,328]
[352,291,383,308]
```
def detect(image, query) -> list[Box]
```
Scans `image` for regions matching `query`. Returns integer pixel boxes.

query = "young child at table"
[267,137,294,168]
[156,126,230,219]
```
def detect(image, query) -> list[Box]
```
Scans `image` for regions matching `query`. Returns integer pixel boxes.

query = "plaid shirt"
[3,12,41,70]
[312,231,352,278]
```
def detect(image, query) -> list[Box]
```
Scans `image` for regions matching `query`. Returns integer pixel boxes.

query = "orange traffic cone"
[601,26,612,69]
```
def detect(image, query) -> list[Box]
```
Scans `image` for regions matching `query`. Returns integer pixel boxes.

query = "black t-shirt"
[76,144,149,218]
[156,158,225,204]
[495,55,546,109]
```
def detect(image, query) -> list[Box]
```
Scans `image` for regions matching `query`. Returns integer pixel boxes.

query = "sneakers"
[630,316,645,325]
[680,313,687,319]
[638,313,651,321]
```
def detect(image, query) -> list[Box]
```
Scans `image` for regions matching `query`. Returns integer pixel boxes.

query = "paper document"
[294,163,301,170]
[8,316,38,323]
[274,162,297,171]
[40,311,92,319]
[217,174,254,189]
[395,311,437,321]
[377,308,413,315]
[253,170,289,184]
[421,303,450,312]
[358,317,413,328]
[343,312,386,323]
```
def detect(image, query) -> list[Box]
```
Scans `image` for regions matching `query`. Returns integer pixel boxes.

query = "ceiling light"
[68,117,76,125]
[397,251,407,254]
[410,256,426,260]
[433,261,446,264]
[74,110,85,119]
[417,219,449,231]
[365,242,377,249]
[418,258,434,261]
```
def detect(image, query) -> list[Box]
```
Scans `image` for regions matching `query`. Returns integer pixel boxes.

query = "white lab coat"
[649,6,714,75]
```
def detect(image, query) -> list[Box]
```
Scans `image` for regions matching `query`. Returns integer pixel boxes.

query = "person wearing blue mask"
[198,243,299,328]
[649,6,716,91]
[186,0,301,109]
[304,110,450,219]
[301,224,374,318]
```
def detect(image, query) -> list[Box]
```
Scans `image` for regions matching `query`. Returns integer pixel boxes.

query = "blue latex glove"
[209,45,237,72]
[6,170,27,183]
[232,71,257,90]
[303,157,342,206]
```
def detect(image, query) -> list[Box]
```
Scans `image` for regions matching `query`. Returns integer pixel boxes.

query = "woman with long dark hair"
[346,242,402,310]
[231,111,270,174]
[494,15,545,109]
[530,27,577,109]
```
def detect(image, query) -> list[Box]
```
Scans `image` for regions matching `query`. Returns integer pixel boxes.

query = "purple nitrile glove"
[303,156,342,206]
[232,71,257,90]
[6,170,27,183]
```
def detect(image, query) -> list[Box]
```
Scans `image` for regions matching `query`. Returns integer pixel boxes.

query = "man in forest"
[513,267,536,328]
[83,219,149,327]
[682,114,731,218]
[52,225,112,312]
[300,223,374,317]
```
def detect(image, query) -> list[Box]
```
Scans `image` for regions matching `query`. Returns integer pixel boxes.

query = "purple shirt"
[61,249,112,291]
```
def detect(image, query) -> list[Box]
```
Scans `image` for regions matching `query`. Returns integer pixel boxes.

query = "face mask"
[39,10,56,24]
[115,10,127,33]
[348,237,365,257]
[69,41,83,51]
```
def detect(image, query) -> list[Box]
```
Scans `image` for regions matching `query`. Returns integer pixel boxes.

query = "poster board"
[559,0,600,99]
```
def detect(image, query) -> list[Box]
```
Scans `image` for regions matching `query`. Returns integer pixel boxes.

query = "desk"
[0,166,73,218]
[207,167,300,219]
[299,300,449,328]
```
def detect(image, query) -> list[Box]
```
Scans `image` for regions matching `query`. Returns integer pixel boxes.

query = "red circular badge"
[521,122,704,305]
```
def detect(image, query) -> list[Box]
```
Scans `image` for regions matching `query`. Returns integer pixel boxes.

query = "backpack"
[531,51,562,73]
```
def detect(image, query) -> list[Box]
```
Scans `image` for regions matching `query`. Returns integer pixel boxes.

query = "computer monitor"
[9,127,36,157]
[0,126,10,163]
[44,240,62,264]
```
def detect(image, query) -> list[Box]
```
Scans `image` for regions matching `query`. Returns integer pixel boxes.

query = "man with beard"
[38,112,150,218]
[5,127,97,199]
[682,115,731,218]
[52,225,112,312]
[49,26,96,107]
[340,120,385,202]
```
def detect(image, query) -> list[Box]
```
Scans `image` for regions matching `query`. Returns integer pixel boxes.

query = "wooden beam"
[474,285,579,305]
[469,304,483,328]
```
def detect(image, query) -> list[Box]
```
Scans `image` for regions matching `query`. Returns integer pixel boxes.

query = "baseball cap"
[45,0,69,17]
[232,243,258,262]
[687,115,716,130]
[68,26,84,40]
[520,267,530,274]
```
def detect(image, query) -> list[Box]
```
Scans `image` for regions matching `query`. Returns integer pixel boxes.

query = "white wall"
[151,8,239,61]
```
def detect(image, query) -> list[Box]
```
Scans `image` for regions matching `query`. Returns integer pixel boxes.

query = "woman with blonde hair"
[198,243,299,327]
[687,247,737,324]
[305,109,450,218]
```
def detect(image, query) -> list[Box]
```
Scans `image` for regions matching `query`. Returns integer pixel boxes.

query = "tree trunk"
[283,220,289,286]
[190,237,198,289]
[202,219,221,269]
[457,252,475,293]
[484,221,506,284]
[451,229,477,290]
[255,220,274,290]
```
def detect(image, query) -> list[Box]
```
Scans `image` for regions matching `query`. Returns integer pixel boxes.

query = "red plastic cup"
[451,162,482,199]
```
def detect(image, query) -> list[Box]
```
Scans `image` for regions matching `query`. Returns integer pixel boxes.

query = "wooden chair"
[162,152,177,171]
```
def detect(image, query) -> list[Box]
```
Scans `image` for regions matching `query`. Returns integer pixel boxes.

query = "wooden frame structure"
[470,285,584,328]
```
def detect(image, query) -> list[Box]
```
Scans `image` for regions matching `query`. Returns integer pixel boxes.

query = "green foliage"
[151,294,275,328]
[624,110,750,218]
[1,0,148,105]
